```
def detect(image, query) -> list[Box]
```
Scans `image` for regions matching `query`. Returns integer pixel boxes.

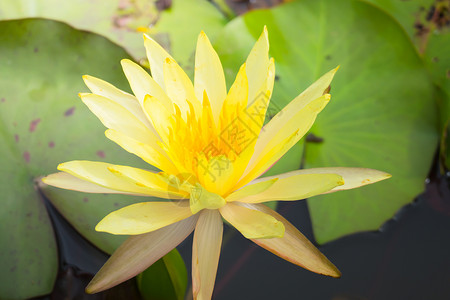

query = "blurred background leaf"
[214,0,439,243]
[0,18,186,299]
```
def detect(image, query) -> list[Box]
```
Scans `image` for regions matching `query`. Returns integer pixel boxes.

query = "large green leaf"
[0,0,158,60]
[137,248,188,300]
[214,0,438,243]
[150,0,228,71]
[0,18,183,298]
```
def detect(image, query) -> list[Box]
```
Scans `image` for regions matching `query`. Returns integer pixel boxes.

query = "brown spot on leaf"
[34,47,39,53]
[64,107,75,116]
[23,151,30,163]
[26,212,33,217]
[96,150,105,158]
[29,118,41,132]
[83,197,89,203]
[114,202,120,207]
[14,134,19,143]
[0,98,5,102]
[48,141,55,148]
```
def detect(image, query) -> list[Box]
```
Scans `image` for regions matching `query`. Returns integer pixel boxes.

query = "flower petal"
[246,26,270,105]
[263,167,392,193]
[219,203,284,239]
[95,201,192,235]
[238,94,331,189]
[57,160,177,197]
[42,172,128,194]
[192,210,223,300]
[82,75,152,127]
[228,173,344,203]
[163,57,202,118]
[105,129,178,175]
[226,178,278,202]
[143,33,174,91]
[86,215,198,294]
[120,59,173,112]
[80,93,159,146]
[244,67,339,183]
[246,203,341,278]
[194,31,227,124]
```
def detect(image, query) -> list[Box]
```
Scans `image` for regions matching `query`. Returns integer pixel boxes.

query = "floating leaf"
[0,18,184,298]
[137,249,188,300]
[0,0,159,60]
[214,0,438,243]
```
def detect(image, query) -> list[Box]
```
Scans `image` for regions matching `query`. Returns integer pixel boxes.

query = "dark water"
[36,162,450,300]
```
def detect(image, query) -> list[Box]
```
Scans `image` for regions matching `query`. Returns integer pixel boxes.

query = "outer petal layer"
[227,173,344,203]
[95,201,192,235]
[57,161,182,198]
[192,210,223,300]
[219,203,284,239]
[257,167,392,194]
[86,215,198,294]
[246,203,341,278]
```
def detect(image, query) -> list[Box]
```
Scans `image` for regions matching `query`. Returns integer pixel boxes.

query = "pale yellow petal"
[82,75,153,127]
[142,94,174,144]
[143,33,174,91]
[192,210,223,300]
[189,184,226,214]
[80,93,159,146]
[246,26,270,105]
[245,203,341,277]
[194,31,227,124]
[42,172,129,194]
[120,59,173,111]
[226,178,278,203]
[95,201,192,235]
[238,94,331,189]
[57,160,175,197]
[86,215,198,293]
[105,129,178,175]
[163,57,202,118]
[229,173,344,204]
[247,67,338,175]
[219,203,284,239]
[265,167,392,193]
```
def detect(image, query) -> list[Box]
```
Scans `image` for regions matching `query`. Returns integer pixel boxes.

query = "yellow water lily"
[42,27,390,299]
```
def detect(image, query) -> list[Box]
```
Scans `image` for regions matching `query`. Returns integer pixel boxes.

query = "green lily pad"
[0,0,159,60]
[214,0,438,243]
[137,248,188,300]
[0,18,184,298]
[150,0,228,72]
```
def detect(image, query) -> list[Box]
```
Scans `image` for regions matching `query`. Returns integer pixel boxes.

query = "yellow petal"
[229,173,344,204]
[189,184,226,214]
[143,33,174,91]
[246,203,341,277]
[57,160,176,197]
[238,94,331,189]
[194,31,227,124]
[105,129,178,175]
[120,59,173,111]
[142,94,174,144]
[219,203,284,239]
[226,178,278,203]
[247,67,338,175]
[82,75,152,127]
[223,63,248,108]
[80,93,159,146]
[246,26,270,105]
[86,216,198,293]
[269,167,392,193]
[163,57,201,118]
[95,201,192,235]
[42,172,127,194]
[192,210,223,300]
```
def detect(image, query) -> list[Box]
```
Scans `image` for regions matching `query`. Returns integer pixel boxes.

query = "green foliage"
[214,0,438,243]
[0,18,185,299]
[137,249,188,300]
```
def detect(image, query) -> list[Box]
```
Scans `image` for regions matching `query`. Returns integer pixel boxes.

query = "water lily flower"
[42,27,390,299]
